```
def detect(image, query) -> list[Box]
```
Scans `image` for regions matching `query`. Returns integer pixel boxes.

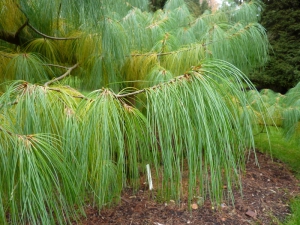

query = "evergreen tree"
[250,0,300,93]
[0,0,269,224]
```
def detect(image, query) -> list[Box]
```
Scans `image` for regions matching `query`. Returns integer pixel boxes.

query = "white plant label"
[146,164,153,190]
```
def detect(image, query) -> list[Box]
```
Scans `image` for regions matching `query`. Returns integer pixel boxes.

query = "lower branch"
[0,30,21,45]
[44,63,79,86]
[115,73,192,98]
[0,20,29,45]
[27,23,80,41]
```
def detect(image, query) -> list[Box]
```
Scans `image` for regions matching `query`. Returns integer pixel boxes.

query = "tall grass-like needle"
[77,89,150,207]
[145,59,258,205]
[0,129,82,225]
[4,53,51,83]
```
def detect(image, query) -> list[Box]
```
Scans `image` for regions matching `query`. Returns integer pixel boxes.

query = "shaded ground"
[79,151,300,224]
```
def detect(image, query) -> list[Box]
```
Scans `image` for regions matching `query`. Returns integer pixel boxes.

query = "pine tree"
[0,0,269,224]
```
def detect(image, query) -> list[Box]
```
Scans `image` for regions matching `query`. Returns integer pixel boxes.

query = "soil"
[79,151,300,225]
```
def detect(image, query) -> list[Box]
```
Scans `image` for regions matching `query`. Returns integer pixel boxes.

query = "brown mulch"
[78,151,300,225]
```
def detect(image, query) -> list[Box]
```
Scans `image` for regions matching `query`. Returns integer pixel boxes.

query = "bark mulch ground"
[78,151,300,225]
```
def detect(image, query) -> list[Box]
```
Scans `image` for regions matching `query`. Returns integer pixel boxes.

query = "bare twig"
[44,63,79,86]
[121,197,131,204]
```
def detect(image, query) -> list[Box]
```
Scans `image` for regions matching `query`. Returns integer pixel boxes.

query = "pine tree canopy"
[0,1,272,224]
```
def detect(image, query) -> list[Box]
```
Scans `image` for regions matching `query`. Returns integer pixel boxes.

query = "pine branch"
[131,22,258,58]
[0,19,78,45]
[0,30,16,44]
[115,73,192,98]
[0,100,18,109]
[0,125,31,139]
[44,63,79,86]
[27,23,80,41]
[0,126,14,136]
[0,52,14,58]
[0,83,88,110]
[131,43,210,57]
[15,19,29,37]
[48,87,89,100]
[0,19,29,45]
[14,3,79,41]
[43,64,70,69]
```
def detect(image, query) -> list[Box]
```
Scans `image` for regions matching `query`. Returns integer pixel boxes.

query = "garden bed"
[79,151,300,224]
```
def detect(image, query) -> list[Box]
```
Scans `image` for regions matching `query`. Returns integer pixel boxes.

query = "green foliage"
[249,79,300,224]
[247,81,300,144]
[255,127,300,177]
[5,53,52,82]
[232,0,250,5]
[249,0,300,93]
[0,131,81,225]
[0,0,269,89]
[284,197,300,225]
[252,85,300,224]
[255,126,300,225]
[145,60,258,204]
[0,60,263,224]
[0,0,274,224]
[245,82,300,225]
[184,0,211,17]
